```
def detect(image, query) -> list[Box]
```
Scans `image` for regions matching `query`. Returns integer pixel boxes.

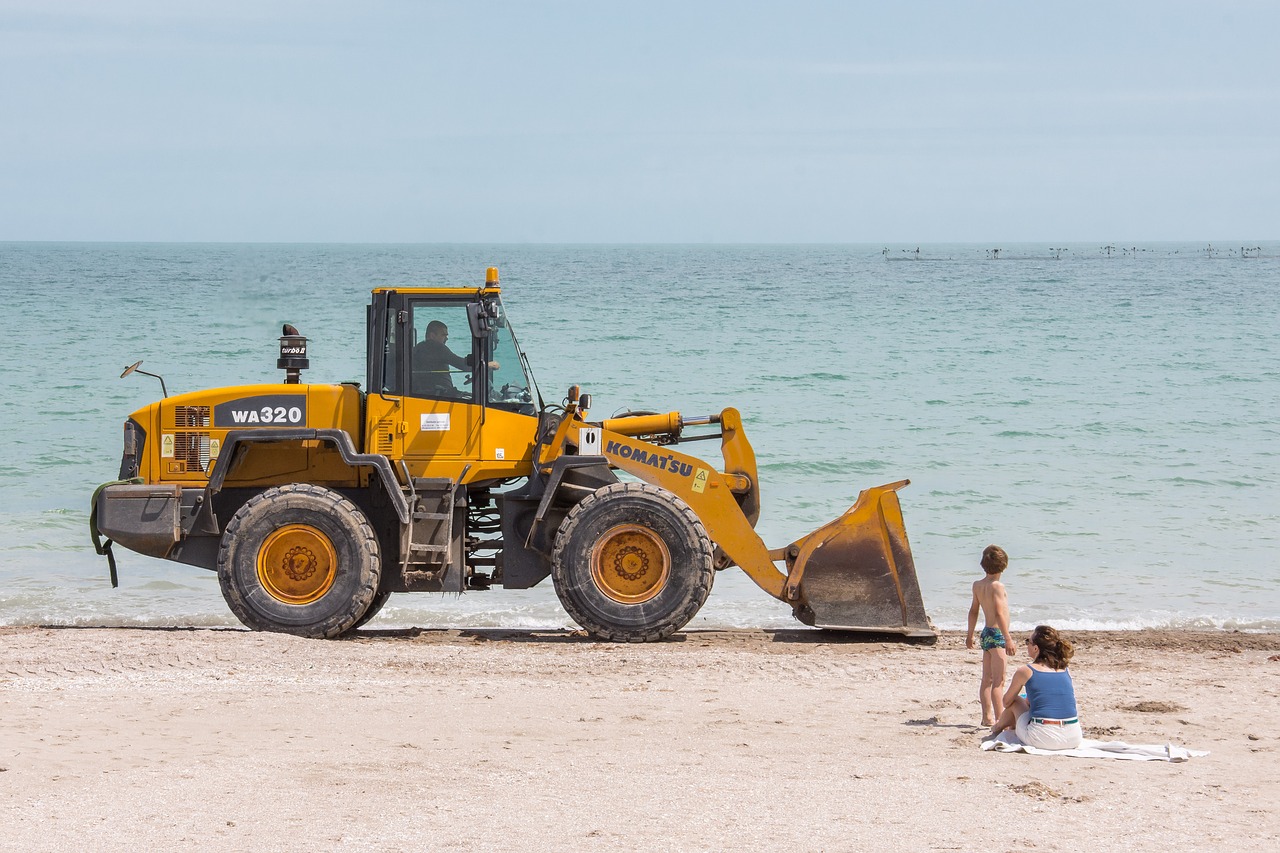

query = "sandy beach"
[2,626,1277,852]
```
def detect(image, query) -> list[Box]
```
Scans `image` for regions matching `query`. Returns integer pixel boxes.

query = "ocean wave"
[1160,477,1217,486]
[757,366,852,379]
[758,459,888,476]
[934,614,1280,632]
[4,608,1274,634]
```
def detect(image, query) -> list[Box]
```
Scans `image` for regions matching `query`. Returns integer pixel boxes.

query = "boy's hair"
[1030,625,1074,669]
[980,545,1008,574]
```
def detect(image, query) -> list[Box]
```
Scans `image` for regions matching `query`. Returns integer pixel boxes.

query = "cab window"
[380,304,400,395]
[409,302,473,401]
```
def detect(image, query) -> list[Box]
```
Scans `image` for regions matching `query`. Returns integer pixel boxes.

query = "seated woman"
[989,625,1083,750]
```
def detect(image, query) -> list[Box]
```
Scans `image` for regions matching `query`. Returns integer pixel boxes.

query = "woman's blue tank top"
[1026,668,1077,719]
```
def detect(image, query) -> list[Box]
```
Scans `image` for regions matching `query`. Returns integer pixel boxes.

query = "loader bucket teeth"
[788,483,934,639]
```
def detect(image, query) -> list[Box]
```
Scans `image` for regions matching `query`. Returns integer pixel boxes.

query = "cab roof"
[369,286,502,297]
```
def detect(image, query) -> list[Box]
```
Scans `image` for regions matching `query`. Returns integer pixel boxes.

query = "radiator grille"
[377,430,394,454]
[175,406,210,428]
[175,432,211,472]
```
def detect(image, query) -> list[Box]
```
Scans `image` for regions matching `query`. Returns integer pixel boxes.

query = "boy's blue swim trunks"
[979,626,1006,651]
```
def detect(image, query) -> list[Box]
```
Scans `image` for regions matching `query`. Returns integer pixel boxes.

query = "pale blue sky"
[1,1,1276,242]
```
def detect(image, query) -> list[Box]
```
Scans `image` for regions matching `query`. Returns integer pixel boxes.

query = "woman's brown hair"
[1030,625,1074,669]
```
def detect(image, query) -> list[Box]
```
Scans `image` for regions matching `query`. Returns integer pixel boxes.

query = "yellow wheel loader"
[90,268,934,642]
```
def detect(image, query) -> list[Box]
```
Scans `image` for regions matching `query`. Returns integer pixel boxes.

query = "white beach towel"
[981,730,1207,761]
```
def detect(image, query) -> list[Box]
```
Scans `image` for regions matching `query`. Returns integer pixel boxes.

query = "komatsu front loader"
[91,268,934,641]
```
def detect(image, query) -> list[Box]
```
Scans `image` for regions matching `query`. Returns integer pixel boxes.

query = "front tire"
[217,484,381,639]
[551,483,714,642]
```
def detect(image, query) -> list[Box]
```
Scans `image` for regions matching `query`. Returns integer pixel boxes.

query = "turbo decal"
[604,439,695,477]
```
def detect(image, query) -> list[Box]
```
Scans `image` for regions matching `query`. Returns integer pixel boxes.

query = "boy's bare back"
[965,544,1016,656]
[972,575,1010,633]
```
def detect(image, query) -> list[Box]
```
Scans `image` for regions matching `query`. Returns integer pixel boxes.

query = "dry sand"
[2,626,1278,852]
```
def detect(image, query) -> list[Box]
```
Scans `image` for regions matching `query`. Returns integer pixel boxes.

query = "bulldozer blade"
[786,481,935,639]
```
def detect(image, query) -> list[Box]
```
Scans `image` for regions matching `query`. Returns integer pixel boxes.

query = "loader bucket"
[784,481,934,639]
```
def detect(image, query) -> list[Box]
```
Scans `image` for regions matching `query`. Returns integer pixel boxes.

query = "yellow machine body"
[93,274,934,641]
[129,383,366,487]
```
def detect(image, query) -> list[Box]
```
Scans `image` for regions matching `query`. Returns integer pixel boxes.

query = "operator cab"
[369,285,538,418]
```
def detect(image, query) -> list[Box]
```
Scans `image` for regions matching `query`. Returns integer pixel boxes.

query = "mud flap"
[785,481,934,638]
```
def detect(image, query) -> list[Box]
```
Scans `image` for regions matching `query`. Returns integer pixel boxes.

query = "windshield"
[487,299,538,415]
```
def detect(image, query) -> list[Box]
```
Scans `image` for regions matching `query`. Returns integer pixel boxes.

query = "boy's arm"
[965,587,979,649]
[993,582,1016,655]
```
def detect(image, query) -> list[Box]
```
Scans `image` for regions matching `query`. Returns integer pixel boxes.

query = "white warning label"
[420,413,450,432]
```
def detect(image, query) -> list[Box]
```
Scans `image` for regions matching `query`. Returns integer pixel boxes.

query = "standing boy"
[965,545,1017,726]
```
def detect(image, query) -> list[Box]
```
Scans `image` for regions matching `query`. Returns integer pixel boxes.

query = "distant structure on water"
[877,243,1273,262]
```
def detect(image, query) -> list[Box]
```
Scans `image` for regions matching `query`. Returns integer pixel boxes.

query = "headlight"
[119,418,145,479]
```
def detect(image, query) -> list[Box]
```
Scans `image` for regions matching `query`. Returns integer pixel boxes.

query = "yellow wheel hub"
[256,524,338,605]
[590,524,670,604]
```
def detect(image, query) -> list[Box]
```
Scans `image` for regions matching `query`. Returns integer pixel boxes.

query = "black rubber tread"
[551,482,714,642]
[351,589,392,630]
[217,483,381,639]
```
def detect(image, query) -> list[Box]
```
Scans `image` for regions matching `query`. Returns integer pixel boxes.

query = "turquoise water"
[1,242,1277,632]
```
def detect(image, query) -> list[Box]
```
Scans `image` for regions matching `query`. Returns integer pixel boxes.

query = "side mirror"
[119,360,169,397]
[467,303,494,338]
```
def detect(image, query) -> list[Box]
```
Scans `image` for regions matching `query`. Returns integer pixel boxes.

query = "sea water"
[1,242,1276,632]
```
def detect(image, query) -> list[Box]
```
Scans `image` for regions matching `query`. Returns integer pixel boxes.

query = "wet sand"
[2,627,1278,851]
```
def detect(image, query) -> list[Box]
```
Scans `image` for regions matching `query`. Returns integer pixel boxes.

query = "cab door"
[396,296,482,462]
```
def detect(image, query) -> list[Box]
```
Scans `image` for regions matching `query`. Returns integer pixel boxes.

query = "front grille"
[175,406,210,428]
[175,432,211,472]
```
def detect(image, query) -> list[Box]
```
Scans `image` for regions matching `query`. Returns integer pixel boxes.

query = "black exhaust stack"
[278,324,309,384]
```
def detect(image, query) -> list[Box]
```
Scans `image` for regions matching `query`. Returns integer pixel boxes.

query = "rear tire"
[352,590,392,630]
[217,484,381,639]
[552,483,714,642]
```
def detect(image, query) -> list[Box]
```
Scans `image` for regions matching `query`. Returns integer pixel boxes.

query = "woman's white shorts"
[1015,712,1084,750]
